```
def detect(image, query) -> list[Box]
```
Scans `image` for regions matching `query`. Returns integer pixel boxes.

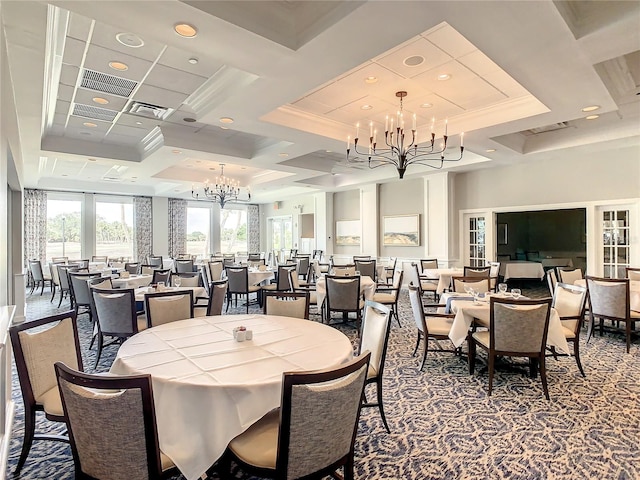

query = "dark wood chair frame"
[325,275,363,329]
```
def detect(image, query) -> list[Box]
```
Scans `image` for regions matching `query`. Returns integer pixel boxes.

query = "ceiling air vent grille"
[525,122,570,135]
[72,104,118,122]
[80,69,137,97]
[128,101,173,120]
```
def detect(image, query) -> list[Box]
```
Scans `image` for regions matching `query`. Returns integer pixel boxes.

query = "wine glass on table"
[498,283,508,295]
[510,288,521,299]
[174,276,182,288]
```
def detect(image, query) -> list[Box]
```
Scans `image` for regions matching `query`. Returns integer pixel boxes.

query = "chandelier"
[191,163,251,208]
[346,91,464,179]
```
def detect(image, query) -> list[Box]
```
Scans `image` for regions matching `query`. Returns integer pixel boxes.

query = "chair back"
[91,256,107,263]
[463,265,491,277]
[207,261,224,282]
[408,284,426,334]
[294,256,310,278]
[354,259,376,280]
[54,363,165,480]
[325,275,361,311]
[488,261,500,290]
[10,312,83,410]
[389,270,404,298]
[88,276,113,290]
[333,265,356,276]
[226,266,249,293]
[359,301,392,379]
[546,268,558,295]
[174,259,194,273]
[52,256,68,263]
[264,291,310,319]
[276,353,370,479]
[557,268,583,285]
[49,262,61,286]
[69,272,102,306]
[420,259,438,271]
[626,267,640,281]
[176,253,191,260]
[312,249,323,261]
[124,262,140,274]
[57,265,77,291]
[74,259,90,269]
[92,288,139,336]
[29,260,44,282]
[144,291,194,327]
[552,283,587,334]
[172,272,200,287]
[585,276,629,320]
[490,297,552,354]
[274,265,296,291]
[151,269,171,285]
[140,265,155,275]
[451,276,490,293]
[148,256,163,268]
[206,280,228,316]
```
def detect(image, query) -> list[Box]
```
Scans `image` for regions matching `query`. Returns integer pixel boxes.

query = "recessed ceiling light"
[420,103,433,108]
[188,57,199,65]
[279,153,289,158]
[360,104,373,110]
[183,117,196,123]
[404,55,424,67]
[582,105,600,112]
[83,122,97,128]
[486,148,496,153]
[437,73,451,81]
[220,117,234,124]
[585,114,599,120]
[61,174,68,177]
[172,150,182,154]
[109,61,128,71]
[115,32,144,48]
[87,158,96,162]
[364,76,378,84]
[93,97,109,105]
[135,121,143,125]
[325,150,332,153]
[220,126,229,130]
[174,23,197,38]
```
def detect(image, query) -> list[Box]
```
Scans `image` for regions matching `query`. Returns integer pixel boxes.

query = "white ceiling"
[2,0,639,203]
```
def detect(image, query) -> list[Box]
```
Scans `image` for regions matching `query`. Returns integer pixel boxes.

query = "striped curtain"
[133,196,153,262]
[23,189,47,264]
[168,198,187,258]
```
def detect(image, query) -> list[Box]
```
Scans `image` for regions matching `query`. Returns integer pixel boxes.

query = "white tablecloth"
[315,275,377,307]
[499,261,545,281]
[248,269,275,286]
[421,268,464,294]
[111,274,153,289]
[134,286,207,302]
[447,297,570,354]
[110,315,353,480]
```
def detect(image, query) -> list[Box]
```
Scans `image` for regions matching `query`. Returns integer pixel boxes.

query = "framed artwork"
[383,215,420,246]
[335,220,361,245]
[497,223,508,245]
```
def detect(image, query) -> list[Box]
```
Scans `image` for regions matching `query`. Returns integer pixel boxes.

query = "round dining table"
[110,314,354,480]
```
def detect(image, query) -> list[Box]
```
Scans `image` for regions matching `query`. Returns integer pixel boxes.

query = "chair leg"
[50,284,56,302]
[343,453,355,480]
[626,322,631,353]
[376,378,390,433]
[39,280,45,296]
[393,304,401,328]
[15,406,36,474]
[468,337,476,374]
[94,333,104,369]
[57,289,64,308]
[487,354,495,396]
[412,332,421,357]
[573,339,585,377]
[586,312,594,343]
[539,355,550,400]
[420,337,428,372]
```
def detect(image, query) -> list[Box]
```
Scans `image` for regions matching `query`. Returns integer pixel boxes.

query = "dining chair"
[451,276,491,294]
[468,297,553,400]
[414,263,439,302]
[28,259,52,295]
[195,279,228,317]
[312,249,323,261]
[625,267,640,281]
[333,265,356,276]
[10,311,83,474]
[325,275,364,329]
[48,262,61,303]
[355,258,377,282]
[263,291,310,319]
[176,253,192,260]
[359,301,392,433]
[381,257,397,285]
[226,266,261,313]
[91,255,108,263]
[54,362,179,480]
[144,290,194,328]
[294,256,310,281]
[488,261,501,291]
[51,256,69,263]
[261,264,295,294]
[373,270,404,327]
[224,352,370,480]
[140,264,156,275]
[174,258,194,273]
[549,282,588,376]
[207,260,225,282]
[148,255,163,268]
[463,265,491,277]
[68,272,103,322]
[585,276,639,353]
[290,271,321,317]
[420,259,438,271]
[152,269,172,285]
[172,272,200,287]
[91,288,146,368]
[546,268,558,295]
[556,267,583,285]
[124,262,140,274]
[56,265,78,308]
[408,285,456,371]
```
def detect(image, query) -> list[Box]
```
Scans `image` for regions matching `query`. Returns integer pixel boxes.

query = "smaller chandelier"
[346,91,464,179]
[191,163,251,209]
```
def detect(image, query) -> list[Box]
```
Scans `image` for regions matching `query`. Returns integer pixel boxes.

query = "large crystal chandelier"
[191,163,251,209]
[346,91,464,179]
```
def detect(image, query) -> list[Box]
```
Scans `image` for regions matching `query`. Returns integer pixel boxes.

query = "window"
[186,206,211,257]
[602,210,630,278]
[95,199,134,260]
[221,209,247,254]
[469,216,486,267]
[46,198,82,261]
[269,216,293,253]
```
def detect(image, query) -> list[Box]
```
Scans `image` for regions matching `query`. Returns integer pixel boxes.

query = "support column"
[360,184,378,256]
[423,172,455,266]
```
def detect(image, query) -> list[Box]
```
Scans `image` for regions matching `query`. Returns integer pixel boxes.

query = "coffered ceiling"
[2,0,639,203]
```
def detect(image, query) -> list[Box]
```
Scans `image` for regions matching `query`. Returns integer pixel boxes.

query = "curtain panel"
[23,189,47,265]
[168,198,187,258]
[133,196,153,262]
[247,204,260,253]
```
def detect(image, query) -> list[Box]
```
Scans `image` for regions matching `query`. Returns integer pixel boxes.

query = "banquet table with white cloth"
[110,315,353,480]
[111,274,153,289]
[248,268,275,286]
[499,261,545,281]
[315,274,377,307]
[447,295,570,354]
[421,268,464,294]
[133,285,207,302]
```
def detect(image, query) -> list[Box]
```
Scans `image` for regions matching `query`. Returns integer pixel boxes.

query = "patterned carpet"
[7,281,640,479]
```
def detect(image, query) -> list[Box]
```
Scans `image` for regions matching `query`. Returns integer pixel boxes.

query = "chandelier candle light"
[191,163,251,209]
[346,91,464,179]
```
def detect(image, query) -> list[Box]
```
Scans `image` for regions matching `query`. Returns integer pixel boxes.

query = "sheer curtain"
[133,196,153,262]
[168,198,187,258]
[247,204,260,253]
[23,189,47,264]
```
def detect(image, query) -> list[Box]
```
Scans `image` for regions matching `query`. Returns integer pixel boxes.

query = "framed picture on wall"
[335,220,361,245]
[383,215,420,246]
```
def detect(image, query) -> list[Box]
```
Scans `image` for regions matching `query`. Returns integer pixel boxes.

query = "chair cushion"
[367,363,378,380]
[372,292,395,304]
[248,285,262,293]
[425,316,453,336]
[261,284,277,291]
[562,326,576,339]
[631,310,640,318]
[137,317,149,331]
[472,330,490,348]
[420,281,438,292]
[160,452,175,472]
[228,409,279,470]
[37,386,64,417]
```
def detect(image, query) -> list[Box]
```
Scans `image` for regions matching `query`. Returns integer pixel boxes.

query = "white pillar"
[360,184,378,256]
